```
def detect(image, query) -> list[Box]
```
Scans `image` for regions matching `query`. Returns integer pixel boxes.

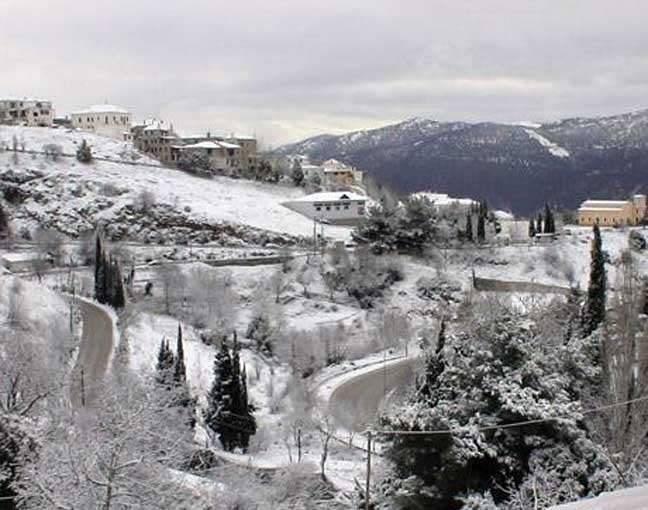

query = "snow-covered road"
[327,355,419,432]
[70,299,115,406]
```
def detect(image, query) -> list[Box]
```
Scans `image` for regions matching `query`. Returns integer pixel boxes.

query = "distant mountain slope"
[277,110,648,214]
[0,126,350,244]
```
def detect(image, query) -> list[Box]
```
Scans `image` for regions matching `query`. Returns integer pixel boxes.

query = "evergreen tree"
[204,338,236,450]
[465,214,473,242]
[544,203,555,233]
[583,224,607,336]
[643,279,648,316]
[0,204,9,237]
[112,259,126,309]
[155,339,175,387]
[476,207,486,243]
[76,139,93,163]
[528,218,536,238]
[94,233,104,302]
[204,334,256,451]
[536,212,543,235]
[174,324,186,384]
[291,159,304,186]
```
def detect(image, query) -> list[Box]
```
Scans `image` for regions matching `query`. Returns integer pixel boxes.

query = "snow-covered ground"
[524,128,570,158]
[0,125,353,242]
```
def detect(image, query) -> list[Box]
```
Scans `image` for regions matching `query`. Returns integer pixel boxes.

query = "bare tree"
[590,250,648,484]
[156,264,185,314]
[268,268,290,303]
[34,227,65,268]
[16,374,200,510]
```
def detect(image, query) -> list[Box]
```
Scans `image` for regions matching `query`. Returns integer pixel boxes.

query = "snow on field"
[524,128,571,158]
[0,125,160,164]
[0,125,353,240]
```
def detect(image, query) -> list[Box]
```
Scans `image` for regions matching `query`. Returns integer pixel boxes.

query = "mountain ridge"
[276,109,648,214]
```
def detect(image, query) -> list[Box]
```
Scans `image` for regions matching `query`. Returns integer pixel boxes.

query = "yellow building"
[578,194,646,227]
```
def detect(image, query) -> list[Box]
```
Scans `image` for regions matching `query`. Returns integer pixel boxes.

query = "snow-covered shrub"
[629,230,646,251]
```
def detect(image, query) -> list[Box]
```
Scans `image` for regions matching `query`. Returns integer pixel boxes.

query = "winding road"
[70,299,115,406]
[328,355,420,432]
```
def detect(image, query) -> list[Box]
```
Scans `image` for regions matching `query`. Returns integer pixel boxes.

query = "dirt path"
[70,299,114,406]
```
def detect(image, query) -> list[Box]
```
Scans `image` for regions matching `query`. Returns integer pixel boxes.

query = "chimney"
[207,131,211,139]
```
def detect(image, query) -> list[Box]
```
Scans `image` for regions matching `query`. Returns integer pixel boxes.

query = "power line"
[371,394,648,436]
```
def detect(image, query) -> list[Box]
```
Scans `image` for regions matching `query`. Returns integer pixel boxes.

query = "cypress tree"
[544,203,555,233]
[113,260,126,309]
[465,214,473,242]
[528,218,536,238]
[536,213,543,235]
[94,233,104,302]
[155,339,175,387]
[476,202,486,243]
[643,279,648,316]
[583,225,607,336]
[174,324,186,384]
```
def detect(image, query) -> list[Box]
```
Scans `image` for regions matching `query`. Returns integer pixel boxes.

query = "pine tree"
[204,338,236,450]
[536,213,543,235]
[528,218,536,238]
[583,225,607,336]
[418,319,446,400]
[291,159,304,186]
[643,279,648,316]
[76,139,93,163]
[465,214,473,242]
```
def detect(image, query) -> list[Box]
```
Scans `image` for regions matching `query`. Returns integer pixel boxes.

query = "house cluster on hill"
[0,97,259,176]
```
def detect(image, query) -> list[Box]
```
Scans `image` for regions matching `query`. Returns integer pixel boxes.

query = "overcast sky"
[2,0,647,146]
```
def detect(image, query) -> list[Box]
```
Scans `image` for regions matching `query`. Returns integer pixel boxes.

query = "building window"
[326,206,331,211]
[315,206,321,211]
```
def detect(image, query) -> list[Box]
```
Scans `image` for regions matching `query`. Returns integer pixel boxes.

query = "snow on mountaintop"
[0,126,352,243]
[524,129,570,158]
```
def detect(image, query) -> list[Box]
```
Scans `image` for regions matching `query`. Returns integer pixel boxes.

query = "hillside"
[276,110,648,214]
[0,126,351,244]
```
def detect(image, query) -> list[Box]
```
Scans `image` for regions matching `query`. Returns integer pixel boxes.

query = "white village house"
[281,191,368,225]
[70,104,133,140]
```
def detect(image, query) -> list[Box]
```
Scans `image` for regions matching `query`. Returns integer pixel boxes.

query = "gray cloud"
[2,0,647,145]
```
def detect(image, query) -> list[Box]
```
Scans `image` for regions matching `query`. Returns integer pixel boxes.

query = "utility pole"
[80,368,86,407]
[365,431,372,510]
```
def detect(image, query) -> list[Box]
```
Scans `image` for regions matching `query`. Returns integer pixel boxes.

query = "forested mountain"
[277,110,648,214]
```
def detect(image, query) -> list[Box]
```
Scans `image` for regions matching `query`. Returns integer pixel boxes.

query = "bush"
[176,152,213,177]
[629,230,646,251]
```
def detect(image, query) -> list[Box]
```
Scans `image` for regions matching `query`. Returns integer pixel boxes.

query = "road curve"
[70,299,115,406]
[328,356,419,432]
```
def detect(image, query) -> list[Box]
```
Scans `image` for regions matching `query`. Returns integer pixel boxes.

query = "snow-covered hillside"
[0,126,351,244]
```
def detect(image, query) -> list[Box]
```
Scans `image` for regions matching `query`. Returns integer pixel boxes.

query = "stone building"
[578,194,646,227]
[70,104,132,140]
[0,98,54,127]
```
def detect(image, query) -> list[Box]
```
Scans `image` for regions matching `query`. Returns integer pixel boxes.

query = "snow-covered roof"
[550,484,648,509]
[174,141,223,150]
[322,158,351,170]
[290,191,367,203]
[0,97,51,103]
[72,104,130,115]
[143,120,171,131]
[578,199,629,211]
[219,141,241,149]
[413,191,477,207]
